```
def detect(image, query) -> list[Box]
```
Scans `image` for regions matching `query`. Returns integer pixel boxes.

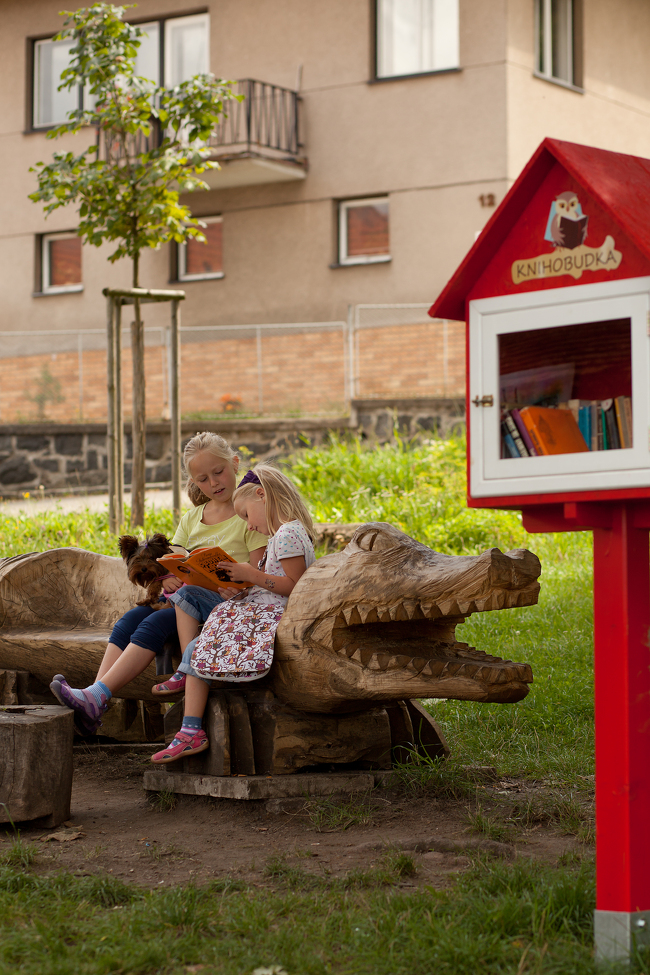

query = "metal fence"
[0,307,464,424]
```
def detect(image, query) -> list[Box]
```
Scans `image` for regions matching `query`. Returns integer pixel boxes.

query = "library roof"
[429,138,650,322]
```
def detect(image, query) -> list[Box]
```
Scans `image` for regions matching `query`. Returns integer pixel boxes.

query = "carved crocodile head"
[272,523,539,714]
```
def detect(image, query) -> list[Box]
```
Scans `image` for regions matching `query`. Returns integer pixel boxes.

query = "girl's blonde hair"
[233,463,314,540]
[183,432,238,508]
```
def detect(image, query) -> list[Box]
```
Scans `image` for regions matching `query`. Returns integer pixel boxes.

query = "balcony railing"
[209,79,301,160]
[97,79,302,164]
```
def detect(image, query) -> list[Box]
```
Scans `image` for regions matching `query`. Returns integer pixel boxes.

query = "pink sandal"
[151,729,209,764]
[152,672,186,696]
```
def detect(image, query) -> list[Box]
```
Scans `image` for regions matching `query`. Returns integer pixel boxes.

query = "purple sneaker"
[50,677,105,736]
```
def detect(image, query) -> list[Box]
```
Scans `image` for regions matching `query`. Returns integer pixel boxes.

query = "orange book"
[519,406,590,456]
[157,547,249,593]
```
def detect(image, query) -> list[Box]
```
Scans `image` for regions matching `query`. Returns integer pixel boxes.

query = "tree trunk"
[130,252,146,528]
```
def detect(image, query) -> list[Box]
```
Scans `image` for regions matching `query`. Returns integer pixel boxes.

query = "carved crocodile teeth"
[389,603,410,622]
[419,601,439,619]
[457,600,476,615]
[402,599,421,619]
[342,606,362,626]
[351,648,374,667]
[421,659,446,677]
[333,613,348,629]
[407,657,428,673]
[378,608,392,623]
[357,604,379,624]
[338,644,357,658]
[386,654,412,671]
[366,652,392,671]
[437,598,460,616]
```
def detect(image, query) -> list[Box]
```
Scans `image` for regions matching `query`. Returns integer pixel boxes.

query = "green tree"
[29,2,240,526]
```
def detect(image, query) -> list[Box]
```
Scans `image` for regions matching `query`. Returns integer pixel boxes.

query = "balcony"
[97,79,306,190]
[204,79,307,189]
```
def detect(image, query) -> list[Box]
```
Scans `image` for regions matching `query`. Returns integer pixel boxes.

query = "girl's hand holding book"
[217,561,258,585]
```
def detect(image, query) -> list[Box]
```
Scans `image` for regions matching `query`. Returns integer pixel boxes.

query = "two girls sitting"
[50,432,315,763]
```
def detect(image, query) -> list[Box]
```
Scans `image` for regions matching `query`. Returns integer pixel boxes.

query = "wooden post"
[103,287,184,534]
[131,296,146,528]
[522,501,650,960]
[593,502,650,958]
[106,294,117,535]
[115,300,124,528]
[170,299,181,525]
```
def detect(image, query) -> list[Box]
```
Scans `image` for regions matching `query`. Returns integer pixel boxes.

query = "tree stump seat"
[0,705,74,827]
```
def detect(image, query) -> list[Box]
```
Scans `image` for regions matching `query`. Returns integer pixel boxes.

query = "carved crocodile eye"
[356,529,395,552]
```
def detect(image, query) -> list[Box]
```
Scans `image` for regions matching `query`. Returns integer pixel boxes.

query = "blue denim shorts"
[109,605,177,656]
[168,585,224,622]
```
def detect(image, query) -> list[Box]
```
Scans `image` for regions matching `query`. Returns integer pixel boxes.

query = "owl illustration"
[544,191,588,249]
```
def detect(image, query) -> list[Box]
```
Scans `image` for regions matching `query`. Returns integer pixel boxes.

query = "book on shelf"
[518,406,589,455]
[510,409,538,455]
[499,396,633,457]
[501,422,520,458]
[602,399,620,450]
[156,547,249,593]
[503,413,529,456]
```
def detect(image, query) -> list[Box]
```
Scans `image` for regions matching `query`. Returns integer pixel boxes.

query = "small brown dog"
[119,533,176,609]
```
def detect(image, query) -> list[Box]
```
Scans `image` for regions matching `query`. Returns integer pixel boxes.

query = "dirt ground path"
[2,750,587,891]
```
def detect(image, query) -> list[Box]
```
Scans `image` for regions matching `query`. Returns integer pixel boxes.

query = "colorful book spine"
[501,423,520,458]
[504,413,529,456]
[624,396,633,447]
[510,409,537,456]
[614,396,628,449]
[578,406,590,449]
[602,399,620,449]
[590,402,599,451]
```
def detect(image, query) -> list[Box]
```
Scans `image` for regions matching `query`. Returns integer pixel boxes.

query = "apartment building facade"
[1,0,650,420]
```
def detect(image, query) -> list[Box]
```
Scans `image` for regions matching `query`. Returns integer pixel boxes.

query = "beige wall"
[506,0,650,180]
[1,0,649,355]
[0,0,509,339]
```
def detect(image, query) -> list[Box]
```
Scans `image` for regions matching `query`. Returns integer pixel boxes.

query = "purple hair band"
[239,469,261,487]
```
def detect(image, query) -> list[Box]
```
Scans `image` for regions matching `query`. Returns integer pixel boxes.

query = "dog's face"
[119,533,173,589]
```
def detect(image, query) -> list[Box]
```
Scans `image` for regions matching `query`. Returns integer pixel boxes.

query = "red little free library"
[430,138,650,961]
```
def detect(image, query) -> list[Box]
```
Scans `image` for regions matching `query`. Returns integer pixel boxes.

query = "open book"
[157,547,249,593]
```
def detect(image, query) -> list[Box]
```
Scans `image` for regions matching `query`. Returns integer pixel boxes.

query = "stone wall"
[0,397,465,497]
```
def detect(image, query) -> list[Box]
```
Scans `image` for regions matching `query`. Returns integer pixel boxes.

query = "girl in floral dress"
[151,464,315,763]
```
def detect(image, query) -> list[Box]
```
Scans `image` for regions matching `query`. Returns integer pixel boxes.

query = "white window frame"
[338,198,391,266]
[535,0,574,86]
[375,0,460,80]
[468,277,650,499]
[178,217,224,282]
[32,36,79,129]
[163,13,210,88]
[41,232,83,294]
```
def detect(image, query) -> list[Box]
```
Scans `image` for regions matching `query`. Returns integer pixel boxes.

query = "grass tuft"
[148,788,178,813]
[305,793,375,832]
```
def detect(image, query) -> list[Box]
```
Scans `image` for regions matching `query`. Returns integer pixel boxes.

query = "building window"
[41,233,82,294]
[33,37,79,127]
[535,0,576,86]
[178,218,223,281]
[375,0,459,79]
[31,13,208,129]
[339,199,390,265]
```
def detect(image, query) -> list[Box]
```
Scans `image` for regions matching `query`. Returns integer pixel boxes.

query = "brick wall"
[0,321,465,423]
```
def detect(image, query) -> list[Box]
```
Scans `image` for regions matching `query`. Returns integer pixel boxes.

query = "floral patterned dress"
[189,521,315,682]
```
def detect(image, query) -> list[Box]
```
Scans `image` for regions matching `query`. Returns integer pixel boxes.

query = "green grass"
[0,856,643,974]
[0,433,609,973]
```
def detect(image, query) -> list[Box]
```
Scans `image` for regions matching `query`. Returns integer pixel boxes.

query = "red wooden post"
[592,503,650,957]
[523,502,650,958]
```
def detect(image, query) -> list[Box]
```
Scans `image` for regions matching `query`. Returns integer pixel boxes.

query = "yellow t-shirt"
[172,506,267,562]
